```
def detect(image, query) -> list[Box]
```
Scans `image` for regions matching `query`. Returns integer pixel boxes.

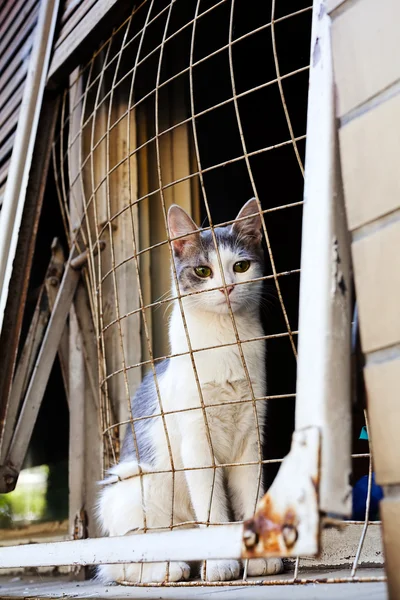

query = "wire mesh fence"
[52,0,383,587]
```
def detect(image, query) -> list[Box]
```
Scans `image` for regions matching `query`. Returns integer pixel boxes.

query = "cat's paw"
[97,563,142,583]
[148,561,191,583]
[246,557,284,576]
[202,559,241,581]
[99,561,190,583]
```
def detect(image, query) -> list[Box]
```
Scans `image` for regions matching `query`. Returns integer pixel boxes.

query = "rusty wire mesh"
[52,0,383,587]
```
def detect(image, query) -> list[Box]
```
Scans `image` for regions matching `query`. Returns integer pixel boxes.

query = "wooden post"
[295,0,352,517]
[67,71,103,544]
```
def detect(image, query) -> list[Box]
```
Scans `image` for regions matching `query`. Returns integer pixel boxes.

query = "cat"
[97,198,283,583]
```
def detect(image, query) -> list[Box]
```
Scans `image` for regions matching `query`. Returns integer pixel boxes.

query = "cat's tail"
[96,460,147,535]
[95,459,151,584]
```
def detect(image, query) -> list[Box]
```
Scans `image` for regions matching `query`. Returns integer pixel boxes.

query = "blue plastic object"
[352,473,383,521]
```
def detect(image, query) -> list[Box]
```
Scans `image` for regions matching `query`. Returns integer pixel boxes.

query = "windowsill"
[0,568,387,599]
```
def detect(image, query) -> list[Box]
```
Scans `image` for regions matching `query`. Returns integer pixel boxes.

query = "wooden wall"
[0,0,126,208]
[0,0,40,206]
[329,0,400,597]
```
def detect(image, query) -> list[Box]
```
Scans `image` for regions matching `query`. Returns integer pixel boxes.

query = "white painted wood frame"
[0,0,355,570]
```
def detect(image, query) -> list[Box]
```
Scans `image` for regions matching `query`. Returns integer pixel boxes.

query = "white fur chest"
[168,302,266,390]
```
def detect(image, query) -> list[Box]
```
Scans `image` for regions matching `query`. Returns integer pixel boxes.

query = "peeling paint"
[332,238,347,296]
[313,37,321,67]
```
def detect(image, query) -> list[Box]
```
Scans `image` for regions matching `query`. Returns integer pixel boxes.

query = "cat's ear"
[233,198,262,243]
[168,205,199,254]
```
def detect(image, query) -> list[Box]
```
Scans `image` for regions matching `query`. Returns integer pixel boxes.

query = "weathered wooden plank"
[0,0,61,448]
[150,79,198,358]
[0,62,29,111]
[0,33,34,91]
[74,283,102,538]
[0,524,244,568]
[295,0,352,515]
[48,0,131,84]
[0,181,6,205]
[0,251,80,493]
[0,0,19,30]
[0,131,16,164]
[0,156,10,184]
[0,83,24,129]
[0,286,49,462]
[0,0,37,40]
[55,0,98,50]
[68,72,102,540]
[0,519,68,544]
[44,240,69,399]
[103,81,141,433]
[0,94,58,466]
[61,0,85,24]
[0,0,38,59]
[69,303,86,548]
[0,105,19,145]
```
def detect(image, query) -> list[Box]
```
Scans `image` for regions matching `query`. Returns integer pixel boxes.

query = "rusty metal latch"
[242,427,320,559]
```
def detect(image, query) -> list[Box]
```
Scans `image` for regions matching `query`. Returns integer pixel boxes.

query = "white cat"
[97,198,283,583]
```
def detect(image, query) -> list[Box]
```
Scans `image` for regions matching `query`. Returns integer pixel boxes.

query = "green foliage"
[0,465,49,528]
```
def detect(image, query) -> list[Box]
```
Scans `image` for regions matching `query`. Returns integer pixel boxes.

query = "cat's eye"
[233,260,250,273]
[194,266,212,278]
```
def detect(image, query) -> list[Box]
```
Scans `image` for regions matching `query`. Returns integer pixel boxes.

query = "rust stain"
[242,493,299,558]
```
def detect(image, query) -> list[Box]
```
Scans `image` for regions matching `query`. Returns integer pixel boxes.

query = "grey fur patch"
[175,225,264,293]
[121,360,169,465]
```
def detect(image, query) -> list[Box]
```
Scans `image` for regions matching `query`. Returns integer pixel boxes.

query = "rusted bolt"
[282,524,298,548]
[3,473,16,492]
[4,474,15,487]
[243,528,258,549]
[48,276,59,287]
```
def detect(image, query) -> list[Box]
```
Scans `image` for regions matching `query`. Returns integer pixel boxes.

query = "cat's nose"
[220,286,234,295]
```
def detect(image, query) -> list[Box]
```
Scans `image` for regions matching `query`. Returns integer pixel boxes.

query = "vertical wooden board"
[339,91,400,231]
[189,143,201,226]
[73,283,102,537]
[170,78,193,216]
[364,358,400,485]
[0,0,60,447]
[107,88,141,434]
[332,0,400,117]
[68,306,85,540]
[150,83,195,360]
[68,75,87,549]
[380,499,400,600]
[0,287,49,462]
[151,99,175,359]
[82,67,119,441]
[352,220,400,353]
[136,106,153,373]
[68,73,102,538]
[295,0,352,515]
[69,74,85,228]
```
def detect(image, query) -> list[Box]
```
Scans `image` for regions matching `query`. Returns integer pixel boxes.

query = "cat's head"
[167,199,264,314]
